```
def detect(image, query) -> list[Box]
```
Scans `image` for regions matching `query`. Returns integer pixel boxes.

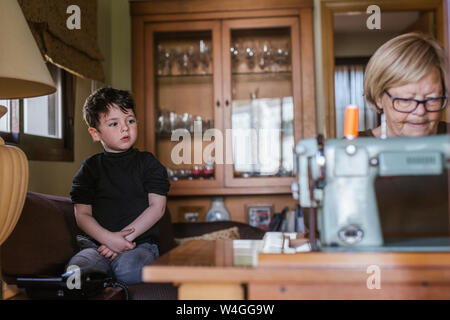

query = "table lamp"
[0,0,56,247]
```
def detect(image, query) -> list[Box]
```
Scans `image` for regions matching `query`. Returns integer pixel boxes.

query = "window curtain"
[334,65,378,138]
[18,0,105,82]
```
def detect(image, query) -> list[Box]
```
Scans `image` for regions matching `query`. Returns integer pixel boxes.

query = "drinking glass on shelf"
[273,42,291,71]
[167,168,176,181]
[272,48,282,72]
[157,45,173,75]
[185,169,193,180]
[175,49,189,75]
[169,111,183,132]
[176,46,199,75]
[230,42,242,71]
[204,158,215,179]
[156,45,165,75]
[155,114,163,134]
[258,41,273,71]
[244,41,256,70]
[178,169,191,180]
[156,109,171,134]
[188,46,199,74]
[181,112,193,132]
[280,42,291,69]
[192,165,203,179]
[199,40,212,74]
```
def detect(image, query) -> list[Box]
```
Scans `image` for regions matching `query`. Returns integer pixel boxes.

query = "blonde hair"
[364,32,448,112]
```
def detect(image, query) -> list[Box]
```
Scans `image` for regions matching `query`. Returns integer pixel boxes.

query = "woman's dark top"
[357,121,449,237]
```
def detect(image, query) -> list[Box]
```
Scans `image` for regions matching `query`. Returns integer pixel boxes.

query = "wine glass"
[169,111,183,132]
[187,46,199,74]
[181,112,193,132]
[280,42,291,70]
[157,45,173,75]
[273,42,290,71]
[157,109,171,134]
[230,42,242,72]
[175,48,189,75]
[199,40,212,74]
[244,41,256,70]
[258,41,273,71]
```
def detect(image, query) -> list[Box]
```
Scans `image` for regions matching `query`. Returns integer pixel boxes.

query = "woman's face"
[376,68,444,137]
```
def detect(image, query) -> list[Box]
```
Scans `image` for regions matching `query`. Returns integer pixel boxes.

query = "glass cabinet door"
[222,18,301,188]
[145,21,223,191]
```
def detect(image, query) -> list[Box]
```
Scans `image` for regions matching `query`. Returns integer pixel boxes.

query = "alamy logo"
[65,265,81,290]
[66,5,81,30]
[170,120,284,167]
[366,264,381,289]
[366,5,381,30]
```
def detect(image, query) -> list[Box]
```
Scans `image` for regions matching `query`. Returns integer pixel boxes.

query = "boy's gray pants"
[66,235,159,285]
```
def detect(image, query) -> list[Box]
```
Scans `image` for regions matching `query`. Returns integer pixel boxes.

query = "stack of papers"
[232,232,312,267]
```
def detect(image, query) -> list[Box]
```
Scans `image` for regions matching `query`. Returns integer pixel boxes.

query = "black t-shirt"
[70,148,170,246]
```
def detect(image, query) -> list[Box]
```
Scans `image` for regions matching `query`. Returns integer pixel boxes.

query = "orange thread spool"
[344,105,359,139]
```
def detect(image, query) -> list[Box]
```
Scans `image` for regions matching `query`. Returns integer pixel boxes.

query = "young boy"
[67,87,170,285]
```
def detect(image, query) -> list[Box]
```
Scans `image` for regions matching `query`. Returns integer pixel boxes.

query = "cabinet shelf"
[156,71,291,80]
[168,185,292,196]
[231,71,292,87]
[156,126,293,139]
[156,73,213,79]
[233,71,292,82]
[232,71,291,76]
[156,131,211,139]
[156,71,292,79]
[156,74,213,86]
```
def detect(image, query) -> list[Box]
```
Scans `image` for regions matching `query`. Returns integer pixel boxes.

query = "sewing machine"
[292,134,450,252]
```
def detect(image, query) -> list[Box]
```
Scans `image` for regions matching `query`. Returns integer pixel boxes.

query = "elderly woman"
[361,32,448,137]
[358,32,449,238]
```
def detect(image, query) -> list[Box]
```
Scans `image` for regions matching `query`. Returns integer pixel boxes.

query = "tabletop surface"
[143,239,450,284]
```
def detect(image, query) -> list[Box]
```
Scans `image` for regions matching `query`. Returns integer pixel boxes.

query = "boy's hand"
[104,228,136,253]
[98,245,118,260]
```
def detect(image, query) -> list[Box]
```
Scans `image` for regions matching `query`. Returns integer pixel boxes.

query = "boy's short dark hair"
[83,87,136,129]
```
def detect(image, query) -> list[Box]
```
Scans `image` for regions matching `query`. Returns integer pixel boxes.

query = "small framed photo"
[178,206,206,223]
[246,204,274,230]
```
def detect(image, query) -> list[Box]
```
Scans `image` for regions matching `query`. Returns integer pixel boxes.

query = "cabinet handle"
[225,100,230,107]
[216,100,220,107]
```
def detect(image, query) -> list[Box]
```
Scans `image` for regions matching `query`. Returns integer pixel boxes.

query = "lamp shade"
[0,0,56,248]
[0,0,56,99]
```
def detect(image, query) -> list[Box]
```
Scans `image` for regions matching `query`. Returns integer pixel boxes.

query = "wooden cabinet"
[130,0,316,196]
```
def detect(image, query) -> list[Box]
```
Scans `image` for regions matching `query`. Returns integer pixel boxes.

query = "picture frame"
[178,206,207,222]
[246,203,274,230]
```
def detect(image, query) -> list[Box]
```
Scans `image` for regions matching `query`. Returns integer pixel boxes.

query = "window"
[0,63,74,161]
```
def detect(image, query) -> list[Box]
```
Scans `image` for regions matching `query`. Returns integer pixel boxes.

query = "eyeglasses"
[384,90,448,113]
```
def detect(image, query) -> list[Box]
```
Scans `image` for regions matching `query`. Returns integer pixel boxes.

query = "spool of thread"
[343,105,359,139]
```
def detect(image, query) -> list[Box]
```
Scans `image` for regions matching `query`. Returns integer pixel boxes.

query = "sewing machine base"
[320,237,450,252]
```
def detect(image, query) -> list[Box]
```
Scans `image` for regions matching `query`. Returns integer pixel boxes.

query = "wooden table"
[142,240,450,300]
